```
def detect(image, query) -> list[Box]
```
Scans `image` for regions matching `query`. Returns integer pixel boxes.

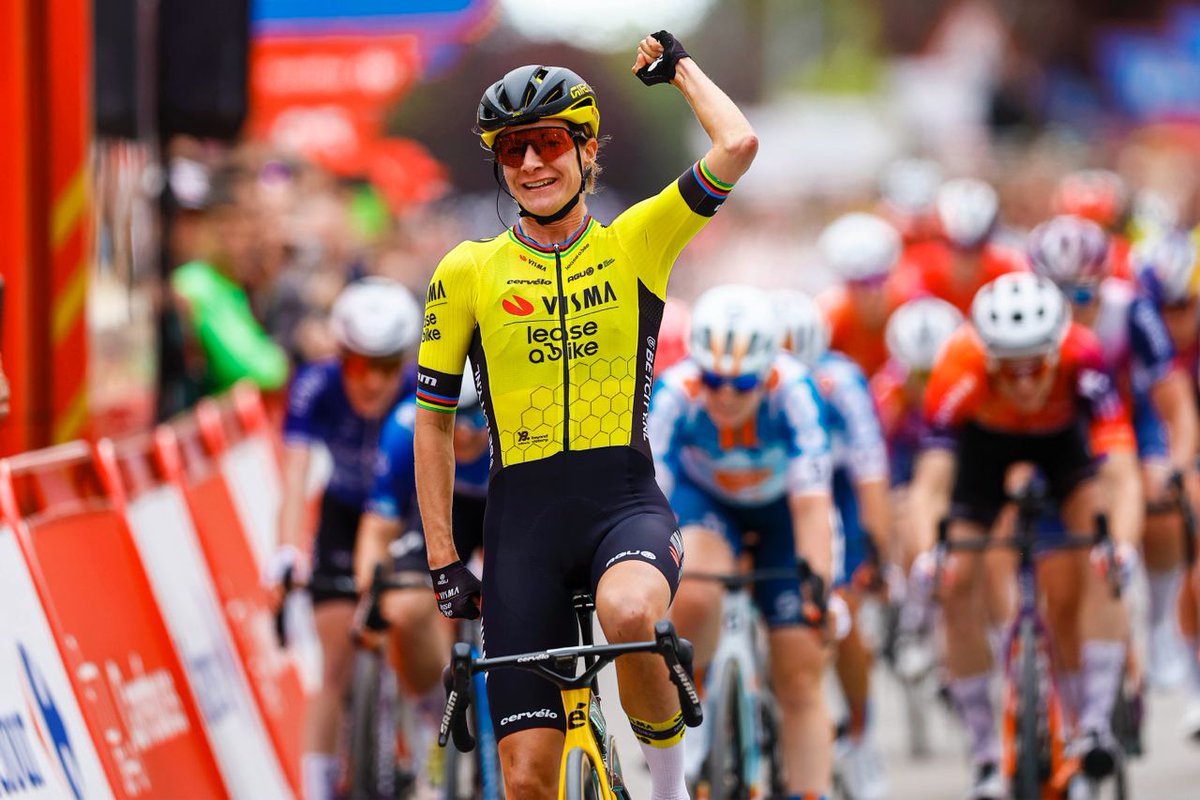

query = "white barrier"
[122,485,294,799]
[0,527,114,800]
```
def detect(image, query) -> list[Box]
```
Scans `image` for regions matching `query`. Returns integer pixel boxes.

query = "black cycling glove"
[431,560,482,620]
[636,30,690,86]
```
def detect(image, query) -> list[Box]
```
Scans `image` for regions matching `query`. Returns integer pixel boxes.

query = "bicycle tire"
[705,661,746,800]
[348,651,385,800]
[563,747,601,800]
[758,698,786,798]
[1012,619,1043,800]
[441,738,473,799]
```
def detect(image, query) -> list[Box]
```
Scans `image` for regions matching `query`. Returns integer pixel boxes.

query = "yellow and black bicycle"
[439,592,703,799]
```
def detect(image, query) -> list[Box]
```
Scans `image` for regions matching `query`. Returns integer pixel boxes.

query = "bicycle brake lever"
[654,621,703,728]
[439,643,477,751]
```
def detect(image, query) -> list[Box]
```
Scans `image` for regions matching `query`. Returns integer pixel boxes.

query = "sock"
[948,673,1000,765]
[630,711,688,800]
[1148,568,1184,630]
[1079,641,1126,734]
[1187,638,1200,696]
[302,752,339,800]
[1056,671,1083,736]
[988,626,1007,668]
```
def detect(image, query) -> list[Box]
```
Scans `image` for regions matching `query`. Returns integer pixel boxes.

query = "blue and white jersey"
[1091,277,1177,401]
[366,398,491,520]
[810,351,889,483]
[283,361,413,507]
[648,355,832,507]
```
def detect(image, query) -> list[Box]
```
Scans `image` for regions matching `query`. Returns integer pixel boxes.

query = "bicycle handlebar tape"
[439,643,477,751]
[273,565,294,647]
[636,30,690,86]
[936,517,950,545]
[654,620,704,727]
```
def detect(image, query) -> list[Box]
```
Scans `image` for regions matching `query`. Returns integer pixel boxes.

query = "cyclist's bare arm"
[1098,449,1143,549]
[631,37,757,185]
[353,512,402,592]
[278,443,312,554]
[1152,370,1200,476]
[414,408,459,568]
[790,492,834,583]
[909,448,956,552]
[856,476,893,559]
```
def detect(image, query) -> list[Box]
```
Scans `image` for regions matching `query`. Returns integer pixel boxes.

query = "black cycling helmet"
[477,65,600,149]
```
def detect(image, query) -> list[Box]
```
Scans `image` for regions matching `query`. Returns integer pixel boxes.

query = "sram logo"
[502,294,535,316]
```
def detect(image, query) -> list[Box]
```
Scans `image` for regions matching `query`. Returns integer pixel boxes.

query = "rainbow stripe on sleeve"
[416,389,458,413]
[692,159,734,200]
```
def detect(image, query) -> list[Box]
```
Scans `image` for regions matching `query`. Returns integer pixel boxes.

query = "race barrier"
[98,434,295,799]
[156,414,305,794]
[0,442,228,798]
[0,385,326,797]
[0,521,113,799]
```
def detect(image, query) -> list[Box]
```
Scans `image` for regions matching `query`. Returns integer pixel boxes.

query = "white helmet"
[886,297,963,372]
[818,212,902,282]
[690,285,780,378]
[773,290,829,368]
[970,273,1070,359]
[331,277,422,357]
[880,158,943,217]
[936,178,999,250]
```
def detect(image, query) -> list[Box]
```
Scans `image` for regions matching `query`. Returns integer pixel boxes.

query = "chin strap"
[493,138,592,227]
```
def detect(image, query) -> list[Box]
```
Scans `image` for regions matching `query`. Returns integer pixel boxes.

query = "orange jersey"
[894,239,1028,315]
[818,283,907,377]
[923,324,1135,456]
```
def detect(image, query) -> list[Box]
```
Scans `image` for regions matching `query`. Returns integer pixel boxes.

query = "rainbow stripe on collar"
[508,216,596,258]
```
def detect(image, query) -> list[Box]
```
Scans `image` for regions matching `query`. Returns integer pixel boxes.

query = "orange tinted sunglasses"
[493,127,579,169]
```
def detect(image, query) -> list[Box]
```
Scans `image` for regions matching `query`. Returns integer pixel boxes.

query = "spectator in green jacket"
[171,167,289,396]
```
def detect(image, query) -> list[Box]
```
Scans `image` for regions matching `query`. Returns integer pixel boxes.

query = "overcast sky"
[497,0,717,51]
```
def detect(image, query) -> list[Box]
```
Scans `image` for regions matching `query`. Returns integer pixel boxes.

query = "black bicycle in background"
[934,480,1131,800]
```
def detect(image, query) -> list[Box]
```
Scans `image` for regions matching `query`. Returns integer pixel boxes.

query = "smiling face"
[495,122,597,220]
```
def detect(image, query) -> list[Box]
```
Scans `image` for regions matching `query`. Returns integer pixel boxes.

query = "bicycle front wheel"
[348,651,397,800]
[564,747,602,800]
[1012,619,1044,800]
[705,661,746,800]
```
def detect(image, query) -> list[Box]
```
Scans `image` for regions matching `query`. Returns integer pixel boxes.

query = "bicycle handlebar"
[684,559,829,629]
[272,564,426,648]
[438,620,703,752]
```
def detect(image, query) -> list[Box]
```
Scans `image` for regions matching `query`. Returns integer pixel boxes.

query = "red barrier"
[197,384,286,569]
[0,442,228,799]
[156,415,305,794]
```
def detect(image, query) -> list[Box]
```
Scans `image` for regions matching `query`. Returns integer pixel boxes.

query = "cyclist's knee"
[499,730,561,799]
[382,585,439,638]
[670,579,722,628]
[596,563,671,643]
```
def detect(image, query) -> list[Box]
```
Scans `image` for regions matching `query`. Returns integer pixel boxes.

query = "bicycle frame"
[440,613,701,800]
[935,484,1113,794]
[684,568,795,794]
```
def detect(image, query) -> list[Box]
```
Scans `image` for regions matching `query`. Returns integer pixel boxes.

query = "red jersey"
[923,323,1134,456]
[894,239,1028,316]
[818,282,908,377]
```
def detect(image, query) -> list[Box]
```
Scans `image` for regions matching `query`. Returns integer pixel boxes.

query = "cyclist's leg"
[1058,457,1129,760]
[666,477,737,666]
[383,526,454,697]
[590,454,687,800]
[303,494,363,800]
[751,501,833,796]
[1141,449,1189,687]
[480,466,580,800]
[1037,548,1086,724]
[1181,566,1200,735]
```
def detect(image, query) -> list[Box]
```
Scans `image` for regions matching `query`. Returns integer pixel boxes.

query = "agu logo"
[502,294,535,317]
[15,644,83,799]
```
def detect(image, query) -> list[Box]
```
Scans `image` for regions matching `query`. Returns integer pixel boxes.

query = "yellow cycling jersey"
[417,160,734,473]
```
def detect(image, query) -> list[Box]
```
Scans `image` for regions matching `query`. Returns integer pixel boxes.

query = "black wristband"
[636,30,690,86]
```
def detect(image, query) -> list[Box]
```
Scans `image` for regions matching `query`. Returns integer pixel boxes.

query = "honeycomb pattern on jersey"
[497,355,637,464]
